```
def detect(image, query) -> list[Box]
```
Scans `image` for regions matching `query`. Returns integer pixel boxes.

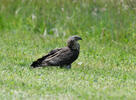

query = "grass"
[0,0,136,100]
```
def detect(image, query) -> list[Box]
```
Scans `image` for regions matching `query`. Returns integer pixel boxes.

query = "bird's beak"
[78,37,82,40]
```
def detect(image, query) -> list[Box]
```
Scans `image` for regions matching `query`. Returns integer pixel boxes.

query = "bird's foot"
[65,65,71,69]
[60,65,71,69]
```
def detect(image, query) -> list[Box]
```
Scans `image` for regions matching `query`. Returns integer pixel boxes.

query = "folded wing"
[31,47,79,68]
[31,48,62,68]
[42,47,77,66]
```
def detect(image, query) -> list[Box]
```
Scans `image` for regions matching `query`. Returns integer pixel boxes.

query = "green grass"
[0,0,136,100]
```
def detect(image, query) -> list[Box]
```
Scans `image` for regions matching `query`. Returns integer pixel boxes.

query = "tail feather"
[31,55,49,68]
[31,60,41,68]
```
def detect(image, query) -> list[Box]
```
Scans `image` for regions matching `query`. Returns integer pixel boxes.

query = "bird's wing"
[31,48,62,67]
[48,48,62,55]
[42,47,76,66]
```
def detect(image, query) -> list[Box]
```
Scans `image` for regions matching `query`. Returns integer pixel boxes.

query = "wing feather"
[42,47,79,66]
[31,47,79,67]
[31,48,62,67]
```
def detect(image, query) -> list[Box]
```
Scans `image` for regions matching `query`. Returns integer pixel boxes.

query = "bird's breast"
[69,49,79,63]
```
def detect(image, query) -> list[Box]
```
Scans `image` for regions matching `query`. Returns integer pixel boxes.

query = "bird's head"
[68,35,82,41]
[67,35,82,50]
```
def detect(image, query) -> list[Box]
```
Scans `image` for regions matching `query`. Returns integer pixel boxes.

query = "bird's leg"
[60,65,71,69]
[65,65,71,69]
[60,66,63,68]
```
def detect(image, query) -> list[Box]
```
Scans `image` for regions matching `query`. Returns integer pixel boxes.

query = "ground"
[0,32,136,100]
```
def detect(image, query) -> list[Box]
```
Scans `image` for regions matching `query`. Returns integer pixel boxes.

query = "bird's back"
[42,47,79,66]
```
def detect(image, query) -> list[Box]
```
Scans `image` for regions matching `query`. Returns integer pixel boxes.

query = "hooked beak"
[76,36,82,41]
[78,37,82,40]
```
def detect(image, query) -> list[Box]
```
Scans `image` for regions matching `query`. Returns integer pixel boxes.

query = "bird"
[31,35,82,69]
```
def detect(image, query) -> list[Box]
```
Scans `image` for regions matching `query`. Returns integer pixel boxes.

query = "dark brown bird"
[31,35,82,69]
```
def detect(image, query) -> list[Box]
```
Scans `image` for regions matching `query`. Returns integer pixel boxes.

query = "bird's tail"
[31,56,48,68]
[31,60,42,68]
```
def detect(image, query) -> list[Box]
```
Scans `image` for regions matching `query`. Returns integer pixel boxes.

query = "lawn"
[0,0,136,100]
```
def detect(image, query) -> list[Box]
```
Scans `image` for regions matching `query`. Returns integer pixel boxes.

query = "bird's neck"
[68,41,80,50]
